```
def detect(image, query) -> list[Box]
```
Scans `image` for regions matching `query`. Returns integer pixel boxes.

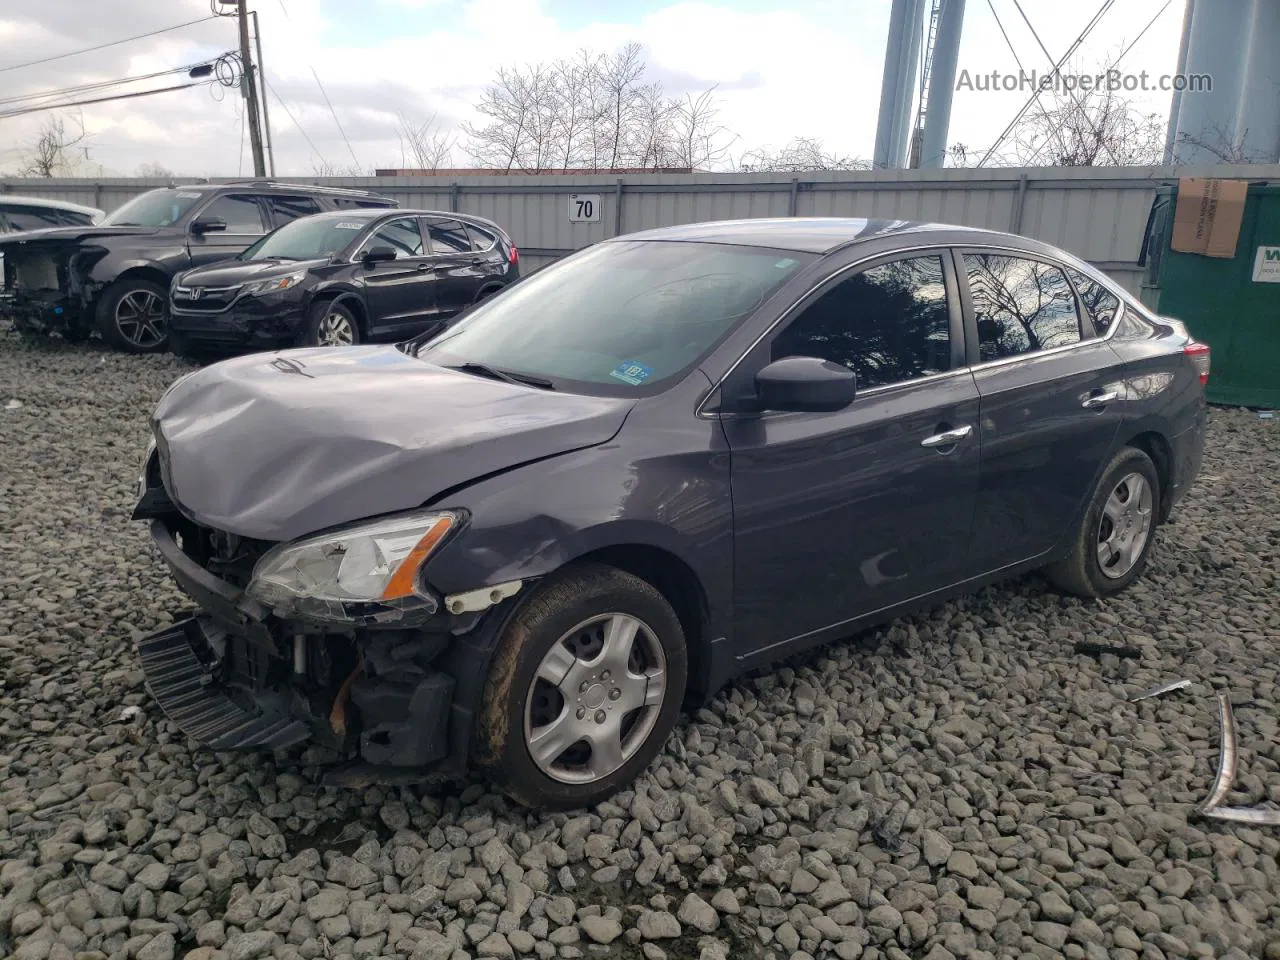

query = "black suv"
[167,208,520,356]
[0,181,396,353]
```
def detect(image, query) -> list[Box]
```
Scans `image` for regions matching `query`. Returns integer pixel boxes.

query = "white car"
[0,196,104,233]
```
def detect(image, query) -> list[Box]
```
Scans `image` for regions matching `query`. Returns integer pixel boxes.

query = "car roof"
[0,195,104,217]
[301,208,504,228]
[617,217,1023,254]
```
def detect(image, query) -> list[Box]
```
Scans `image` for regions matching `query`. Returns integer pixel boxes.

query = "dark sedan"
[133,217,1208,809]
[167,208,519,357]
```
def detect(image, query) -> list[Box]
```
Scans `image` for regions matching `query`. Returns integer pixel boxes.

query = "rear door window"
[265,195,322,227]
[1065,267,1122,336]
[963,254,1082,361]
[426,218,473,254]
[198,194,268,235]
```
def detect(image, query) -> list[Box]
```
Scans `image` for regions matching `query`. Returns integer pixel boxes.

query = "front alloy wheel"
[317,310,355,346]
[302,300,360,348]
[98,279,170,353]
[477,564,687,809]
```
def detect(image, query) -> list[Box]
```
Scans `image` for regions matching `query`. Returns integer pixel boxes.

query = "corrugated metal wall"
[5,164,1278,292]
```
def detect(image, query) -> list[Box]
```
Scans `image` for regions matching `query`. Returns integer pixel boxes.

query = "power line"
[0,62,216,108]
[0,81,209,121]
[0,16,218,74]
[264,79,328,165]
[985,0,1073,163]
[1116,0,1175,63]
[977,0,1117,165]
[274,0,361,169]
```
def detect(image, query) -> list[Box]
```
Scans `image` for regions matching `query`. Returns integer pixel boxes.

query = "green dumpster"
[1141,181,1280,408]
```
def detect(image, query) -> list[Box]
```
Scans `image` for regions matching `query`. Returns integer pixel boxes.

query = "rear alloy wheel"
[302,300,360,348]
[477,564,687,809]
[1045,446,1160,597]
[98,279,169,353]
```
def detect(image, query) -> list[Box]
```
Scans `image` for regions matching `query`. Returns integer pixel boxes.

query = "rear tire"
[1044,446,1161,598]
[475,564,687,810]
[300,300,360,348]
[97,279,169,354]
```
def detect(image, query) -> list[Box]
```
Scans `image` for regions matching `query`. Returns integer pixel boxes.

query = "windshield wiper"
[445,362,554,390]
[260,255,297,261]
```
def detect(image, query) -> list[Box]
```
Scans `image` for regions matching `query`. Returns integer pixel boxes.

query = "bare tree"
[1173,122,1273,163]
[20,115,89,177]
[397,112,456,172]
[956,58,1166,167]
[737,137,870,173]
[461,42,733,172]
[310,158,367,176]
[136,161,174,178]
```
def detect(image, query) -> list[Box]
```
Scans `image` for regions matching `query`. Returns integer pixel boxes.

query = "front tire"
[97,279,169,354]
[476,564,687,810]
[300,300,360,348]
[1045,446,1160,598]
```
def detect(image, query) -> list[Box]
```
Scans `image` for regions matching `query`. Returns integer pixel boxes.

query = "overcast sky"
[0,0,1188,178]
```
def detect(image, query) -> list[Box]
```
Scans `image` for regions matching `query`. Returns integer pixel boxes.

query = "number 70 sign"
[568,194,601,223]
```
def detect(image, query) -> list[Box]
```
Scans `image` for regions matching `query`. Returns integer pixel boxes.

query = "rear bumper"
[1167,401,1207,513]
[169,301,307,349]
[140,517,457,772]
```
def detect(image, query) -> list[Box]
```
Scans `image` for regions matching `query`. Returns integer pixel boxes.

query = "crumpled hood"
[152,345,635,541]
[0,225,157,248]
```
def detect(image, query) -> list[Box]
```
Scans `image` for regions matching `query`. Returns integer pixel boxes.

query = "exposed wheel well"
[474,282,505,302]
[310,292,367,336]
[102,267,171,300]
[1127,431,1173,521]
[575,544,710,701]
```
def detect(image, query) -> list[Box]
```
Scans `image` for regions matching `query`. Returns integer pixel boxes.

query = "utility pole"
[251,11,276,176]
[234,1,267,176]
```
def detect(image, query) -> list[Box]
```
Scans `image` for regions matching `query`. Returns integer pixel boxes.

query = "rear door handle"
[920,424,973,448]
[1082,390,1119,409]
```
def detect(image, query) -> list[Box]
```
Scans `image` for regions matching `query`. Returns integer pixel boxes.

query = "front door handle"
[1082,390,1119,409]
[417,263,432,272]
[920,424,973,448]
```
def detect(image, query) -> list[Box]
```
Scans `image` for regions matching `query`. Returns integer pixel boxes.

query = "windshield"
[101,189,203,227]
[240,217,366,261]
[417,240,811,394]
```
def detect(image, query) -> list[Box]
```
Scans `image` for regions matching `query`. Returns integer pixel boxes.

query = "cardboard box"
[1171,178,1248,258]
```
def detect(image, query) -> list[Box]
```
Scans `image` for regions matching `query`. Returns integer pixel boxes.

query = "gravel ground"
[1,332,1278,960]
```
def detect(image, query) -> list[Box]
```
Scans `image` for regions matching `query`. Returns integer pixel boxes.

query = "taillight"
[508,244,519,265]
[1184,340,1211,386]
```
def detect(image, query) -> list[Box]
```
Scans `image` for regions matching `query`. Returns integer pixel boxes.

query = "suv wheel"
[476,564,687,810]
[301,300,360,348]
[1045,446,1160,598]
[98,279,169,354]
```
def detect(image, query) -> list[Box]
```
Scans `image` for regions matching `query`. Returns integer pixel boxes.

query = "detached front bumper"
[169,299,307,350]
[140,516,457,772]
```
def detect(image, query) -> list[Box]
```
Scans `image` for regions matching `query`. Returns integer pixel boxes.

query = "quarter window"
[2,205,65,231]
[1065,267,1122,336]
[771,255,952,390]
[465,223,496,251]
[198,195,267,234]
[359,218,424,258]
[266,195,322,225]
[427,218,473,253]
[964,254,1082,361]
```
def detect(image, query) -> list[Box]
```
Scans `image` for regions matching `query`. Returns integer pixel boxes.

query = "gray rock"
[676,894,718,934]
[223,930,279,960]
[922,829,953,867]
[580,915,622,945]
[636,910,681,940]
[136,934,176,960]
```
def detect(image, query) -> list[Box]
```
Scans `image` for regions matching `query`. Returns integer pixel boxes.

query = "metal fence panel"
[6,165,1280,293]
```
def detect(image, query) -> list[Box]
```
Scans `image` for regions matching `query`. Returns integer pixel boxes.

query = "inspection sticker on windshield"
[176,192,201,199]
[775,257,798,269]
[335,221,363,230]
[610,360,652,386]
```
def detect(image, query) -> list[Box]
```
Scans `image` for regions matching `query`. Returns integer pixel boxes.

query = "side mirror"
[362,245,397,264]
[755,356,857,412]
[190,217,226,235]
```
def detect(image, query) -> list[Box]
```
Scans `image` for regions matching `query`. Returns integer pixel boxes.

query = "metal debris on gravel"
[1,332,1279,960]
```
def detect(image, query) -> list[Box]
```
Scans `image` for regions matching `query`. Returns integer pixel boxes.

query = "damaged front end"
[133,446,519,781]
[0,239,103,338]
